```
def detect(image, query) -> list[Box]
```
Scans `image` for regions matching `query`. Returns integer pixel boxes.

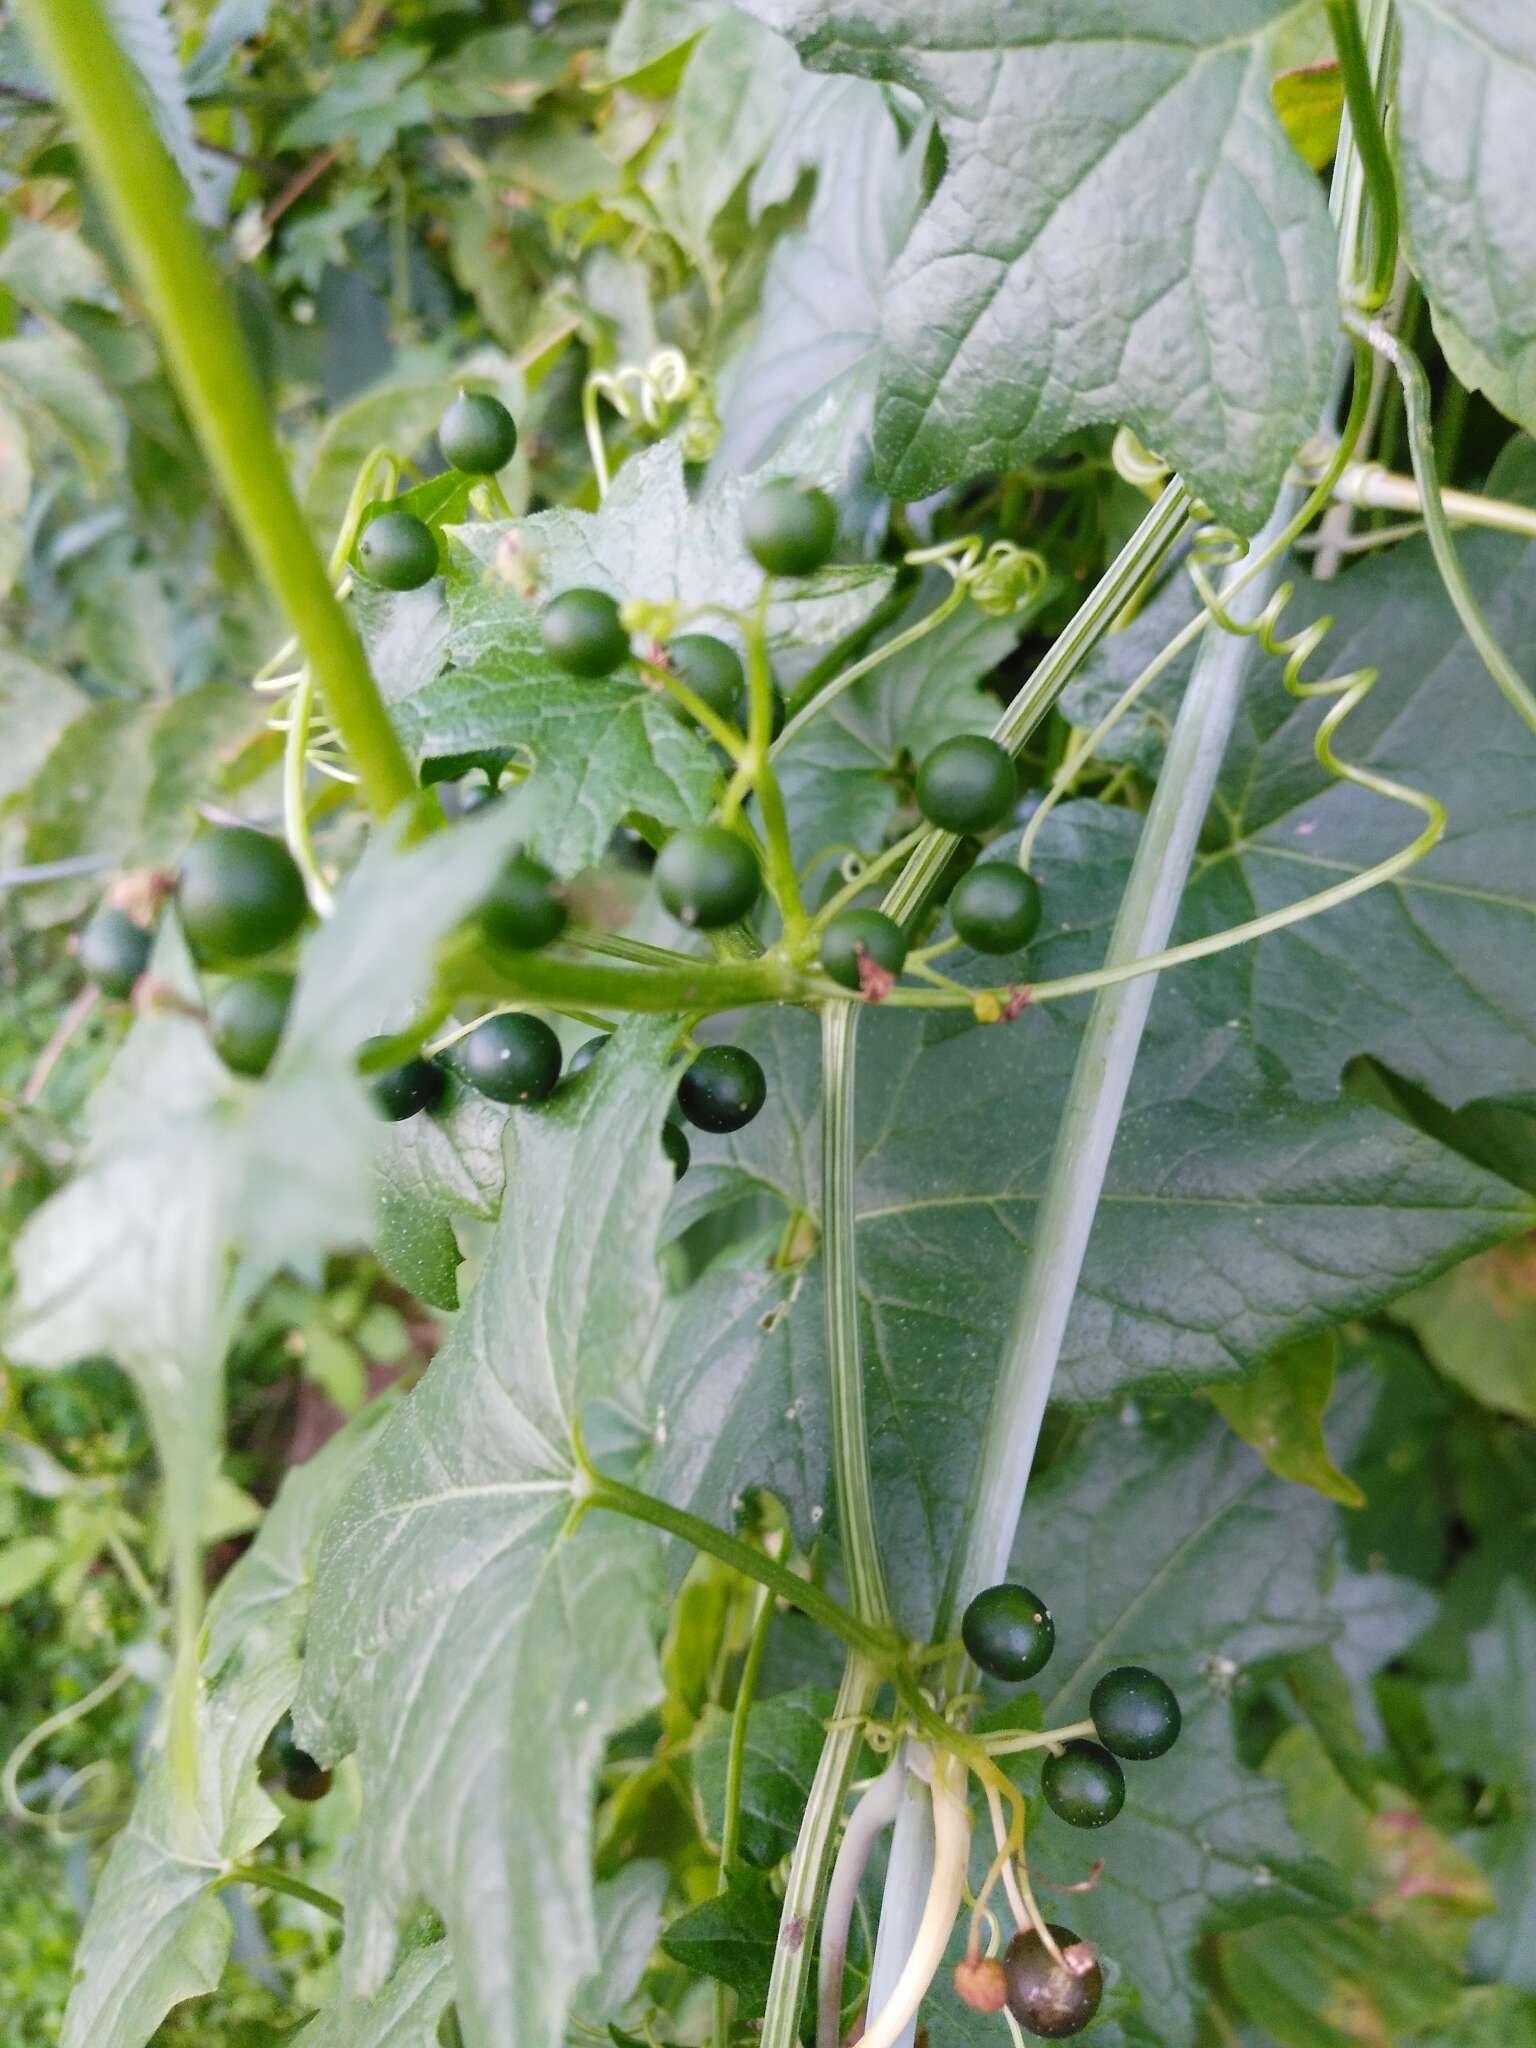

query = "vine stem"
[439,930,822,1016]
[771,579,968,758]
[1349,314,1536,737]
[821,1003,894,1630]
[934,471,1312,1637]
[582,1475,896,1661]
[759,1654,886,2048]
[765,482,1194,2048]
[714,1573,779,2048]
[17,0,419,823]
[219,1863,345,1922]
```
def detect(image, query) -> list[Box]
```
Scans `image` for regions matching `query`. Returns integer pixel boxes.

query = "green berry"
[363,1040,447,1121]
[461,1012,562,1105]
[820,909,908,992]
[179,826,308,963]
[950,863,1042,955]
[742,479,836,577]
[661,1121,691,1178]
[669,634,744,721]
[209,971,294,1078]
[677,1045,766,1134]
[439,391,517,474]
[78,907,151,998]
[358,509,439,590]
[961,1582,1055,1682]
[1090,1666,1181,1761]
[568,1034,610,1075]
[915,735,1017,834]
[655,827,761,929]
[1041,1740,1125,1829]
[1003,1927,1103,2040]
[482,853,568,952]
[277,1737,333,1803]
[541,588,630,677]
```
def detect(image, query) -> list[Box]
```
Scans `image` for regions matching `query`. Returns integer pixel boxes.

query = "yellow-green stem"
[17,0,418,822]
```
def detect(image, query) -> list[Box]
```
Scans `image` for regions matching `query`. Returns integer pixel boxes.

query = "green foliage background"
[0,2,1533,2046]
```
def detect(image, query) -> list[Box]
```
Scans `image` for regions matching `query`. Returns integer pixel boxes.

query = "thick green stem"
[585,1477,895,1661]
[17,0,418,822]
[1325,0,1398,310]
[443,932,815,1016]
[820,1004,894,1629]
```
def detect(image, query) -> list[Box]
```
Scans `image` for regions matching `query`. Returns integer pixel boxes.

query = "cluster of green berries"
[962,1581,1181,1823]
[355,392,519,592]
[956,1582,1181,2038]
[75,813,764,1169]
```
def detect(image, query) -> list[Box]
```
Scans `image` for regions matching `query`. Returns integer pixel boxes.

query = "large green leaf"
[655,805,1527,1626]
[0,647,86,806]
[389,442,894,873]
[373,1075,508,1312]
[1395,1,1536,435]
[61,1411,389,2048]
[1066,521,1536,1106]
[8,807,524,1622]
[295,1944,454,2048]
[645,10,799,262]
[1425,1580,1536,1989]
[294,1024,682,2048]
[711,72,927,478]
[741,0,1336,534]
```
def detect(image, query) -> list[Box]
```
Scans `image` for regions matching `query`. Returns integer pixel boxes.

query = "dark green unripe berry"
[78,907,151,998]
[961,1582,1055,1682]
[742,479,836,577]
[363,1039,447,1121]
[915,735,1017,834]
[358,509,439,590]
[655,827,761,929]
[541,588,630,678]
[1041,1740,1125,1829]
[950,863,1042,955]
[677,1045,766,1134]
[669,634,744,721]
[820,909,907,992]
[482,853,568,952]
[568,1034,610,1075]
[1003,1927,1103,2040]
[178,827,308,963]
[661,1121,691,1178]
[277,1738,333,1803]
[439,391,517,474]
[461,1012,562,1105]
[1090,1666,1181,1760]
[209,971,294,1078]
